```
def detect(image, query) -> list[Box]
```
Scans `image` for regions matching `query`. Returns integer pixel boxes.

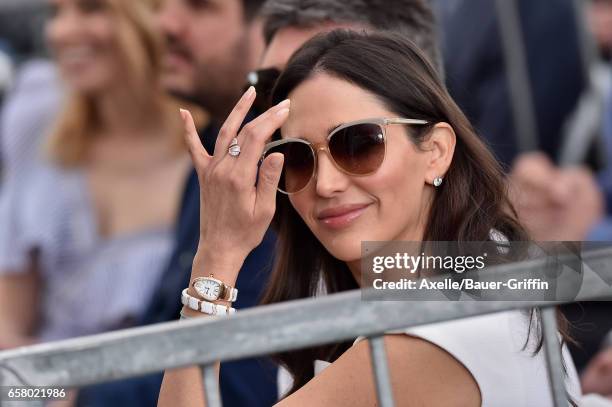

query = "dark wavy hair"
[260,29,567,398]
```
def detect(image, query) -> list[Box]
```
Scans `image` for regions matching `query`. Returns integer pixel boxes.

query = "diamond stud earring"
[433,176,443,187]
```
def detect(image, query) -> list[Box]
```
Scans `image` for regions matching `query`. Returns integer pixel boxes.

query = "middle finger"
[213,86,257,160]
[231,99,291,180]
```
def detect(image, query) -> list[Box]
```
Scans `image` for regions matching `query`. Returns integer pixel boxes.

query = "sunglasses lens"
[329,123,385,175]
[246,68,281,112]
[265,141,315,194]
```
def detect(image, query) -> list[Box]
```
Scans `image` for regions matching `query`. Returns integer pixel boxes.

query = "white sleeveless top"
[278,310,582,406]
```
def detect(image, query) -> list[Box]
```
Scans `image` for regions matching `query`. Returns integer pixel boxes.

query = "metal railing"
[1,247,612,407]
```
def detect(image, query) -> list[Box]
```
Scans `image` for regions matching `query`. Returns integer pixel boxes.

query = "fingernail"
[245,86,255,98]
[270,154,284,169]
[276,108,290,117]
[277,99,290,107]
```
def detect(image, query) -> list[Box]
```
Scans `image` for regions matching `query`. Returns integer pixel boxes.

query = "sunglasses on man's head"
[262,118,429,195]
[245,67,282,113]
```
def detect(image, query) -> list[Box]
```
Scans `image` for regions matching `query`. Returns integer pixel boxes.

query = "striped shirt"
[0,163,173,341]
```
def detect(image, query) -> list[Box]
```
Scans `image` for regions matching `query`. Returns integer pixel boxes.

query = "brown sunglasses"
[262,117,429,194]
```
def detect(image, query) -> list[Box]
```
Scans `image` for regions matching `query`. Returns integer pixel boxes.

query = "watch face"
[194,279,222,301]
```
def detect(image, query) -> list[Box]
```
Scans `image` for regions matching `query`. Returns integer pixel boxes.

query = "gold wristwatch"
[191,275,238,302]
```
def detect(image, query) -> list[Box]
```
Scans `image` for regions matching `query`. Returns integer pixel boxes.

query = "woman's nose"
[314,149,351,197]
[47,7,83,47]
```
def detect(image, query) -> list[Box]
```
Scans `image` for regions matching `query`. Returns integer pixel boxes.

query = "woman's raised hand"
[180,87,288,276]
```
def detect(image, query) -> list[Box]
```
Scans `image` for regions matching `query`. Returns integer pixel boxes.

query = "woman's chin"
[321,240,362,263]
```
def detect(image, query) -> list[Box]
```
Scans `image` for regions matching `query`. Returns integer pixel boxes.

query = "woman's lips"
[317,204,371,229]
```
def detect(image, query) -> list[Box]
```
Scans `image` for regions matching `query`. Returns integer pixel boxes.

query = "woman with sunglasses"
[159,30,581,406]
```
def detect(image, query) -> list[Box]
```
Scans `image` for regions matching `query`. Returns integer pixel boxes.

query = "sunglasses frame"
[262,117,429,195]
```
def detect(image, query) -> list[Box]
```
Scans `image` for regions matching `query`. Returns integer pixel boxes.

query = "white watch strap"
[181,289,237,316]
[226,287,238,302]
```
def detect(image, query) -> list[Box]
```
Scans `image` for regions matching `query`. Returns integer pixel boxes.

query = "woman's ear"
[423,122,456,185]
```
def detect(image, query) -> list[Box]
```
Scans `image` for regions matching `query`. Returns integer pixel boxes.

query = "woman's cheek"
[366,170,426,238]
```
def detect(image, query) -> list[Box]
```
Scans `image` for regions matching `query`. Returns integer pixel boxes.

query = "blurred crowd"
[0,0,611,406]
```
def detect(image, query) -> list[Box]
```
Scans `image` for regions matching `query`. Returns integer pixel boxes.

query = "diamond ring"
[228,137,241,157]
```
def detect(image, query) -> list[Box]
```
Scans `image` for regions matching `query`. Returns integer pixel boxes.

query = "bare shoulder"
[279,334,481,407]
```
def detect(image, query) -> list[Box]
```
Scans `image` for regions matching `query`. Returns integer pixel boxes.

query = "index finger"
[214,86,257,158]
[180,108,211,170]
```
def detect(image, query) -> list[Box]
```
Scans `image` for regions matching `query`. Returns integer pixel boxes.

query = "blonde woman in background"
[0,0,193,349]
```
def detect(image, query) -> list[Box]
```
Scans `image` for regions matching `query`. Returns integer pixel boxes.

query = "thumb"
[255,153,284,214]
